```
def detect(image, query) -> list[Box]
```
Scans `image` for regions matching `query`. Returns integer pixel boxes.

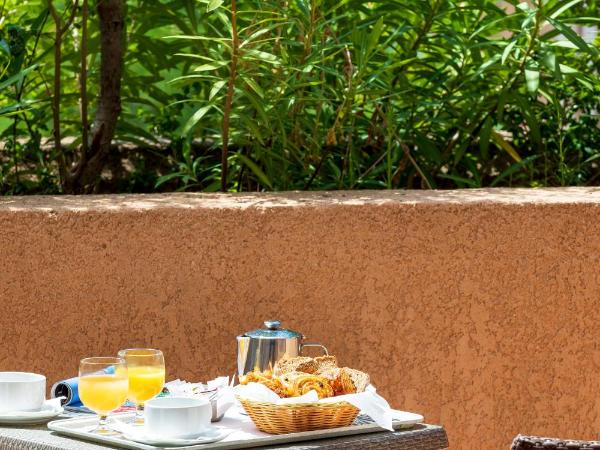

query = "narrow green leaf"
[438,174,479,188]
[525,68,540,93]
[0,40,10,56]
[155,172,185,188]
[209,80,227,100]
[574,75,593,90]
[183,105,212,135]
[207,0,224,12]
[491,155,539,187]
[547,17,600,57]
[479,117,493,159]
[242,76,264,98]
[243,49,279,64]
[0,64,38,91]
[550,41,579,49]
[558,63,579,74]
[367,17,384,57]
[549,0,584,19]
[194,62,228,72]
[236,153,273,189]
[491,130,522,162]
[502,40,518,64]
[584,153,600,164]
[240,28,271,48]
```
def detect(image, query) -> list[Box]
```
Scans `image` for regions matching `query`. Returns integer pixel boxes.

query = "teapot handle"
[300,343,329,356]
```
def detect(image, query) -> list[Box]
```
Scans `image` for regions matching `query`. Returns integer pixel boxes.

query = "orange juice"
[126,366,165,403]
[79,375,128,415]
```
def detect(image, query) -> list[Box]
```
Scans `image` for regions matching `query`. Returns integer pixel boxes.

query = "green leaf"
[547,17,600,57]
[584,153,600,164]
[243,49,279,64]
[155,172,185,188]
[491,130,522,162]
[183,105,212,135]
[479,117,493,159]
[209,80,227,100]
[549,0,584,19]
[514,95,541,148]
[547,51,561,79]
[207,0,224,12]
[240,28,273,48]
[491,155,539,187]
[235,153,273,189]
[0,64,38,91]
[242,76,264,98]
[525,68,539,93]
[194,62,228,72]
[502,40,518,64]
[0,40,10,56]
[438,174,479,188]
[558,63,579,74]
[367,17,384,57]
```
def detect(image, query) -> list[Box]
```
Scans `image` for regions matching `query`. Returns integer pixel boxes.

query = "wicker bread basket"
[238,397,360,434]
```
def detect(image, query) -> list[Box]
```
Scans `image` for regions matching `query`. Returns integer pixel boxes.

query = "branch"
[46,0,67,186]
[221,0,238,192]
[79,0,89,159]
[71,0,126,192]
[60,0,79,35]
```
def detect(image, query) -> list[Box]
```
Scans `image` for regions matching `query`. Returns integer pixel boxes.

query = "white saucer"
[0,401,64,425]
[115,422,231,447]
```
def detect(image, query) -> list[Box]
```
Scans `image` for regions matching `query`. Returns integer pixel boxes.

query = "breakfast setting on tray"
[0,320,424,449]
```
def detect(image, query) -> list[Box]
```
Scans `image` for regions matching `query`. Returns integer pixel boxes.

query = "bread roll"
[274,356,318,375]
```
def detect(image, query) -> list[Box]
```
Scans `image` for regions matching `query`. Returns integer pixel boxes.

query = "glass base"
[134,404,144,426]
[91,415,120,435]
[91,426,121,436]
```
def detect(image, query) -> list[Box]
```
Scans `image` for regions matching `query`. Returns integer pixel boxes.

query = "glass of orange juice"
[79,357,128,435]
[117,348,165,424]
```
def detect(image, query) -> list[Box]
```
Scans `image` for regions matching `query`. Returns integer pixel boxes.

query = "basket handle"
[300,343,329,355]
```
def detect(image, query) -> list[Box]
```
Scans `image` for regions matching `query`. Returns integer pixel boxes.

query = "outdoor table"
[0,422,448,449]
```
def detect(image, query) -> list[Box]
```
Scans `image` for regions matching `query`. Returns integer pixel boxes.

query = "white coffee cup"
[144,397,211,438]
[0,372,46,413]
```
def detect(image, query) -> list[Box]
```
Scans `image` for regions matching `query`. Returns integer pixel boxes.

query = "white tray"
[48,408,424,450]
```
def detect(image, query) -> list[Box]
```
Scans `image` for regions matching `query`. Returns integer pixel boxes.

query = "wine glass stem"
[98,415,110,433]
[135,403,144,425]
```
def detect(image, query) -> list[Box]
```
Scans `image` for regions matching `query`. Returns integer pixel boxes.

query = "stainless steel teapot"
[237,320,328,376]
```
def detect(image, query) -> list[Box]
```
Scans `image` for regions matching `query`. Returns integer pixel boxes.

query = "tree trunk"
[70,0,126,193]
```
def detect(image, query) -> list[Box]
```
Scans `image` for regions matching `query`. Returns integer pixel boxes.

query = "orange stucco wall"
[2,188,600,449]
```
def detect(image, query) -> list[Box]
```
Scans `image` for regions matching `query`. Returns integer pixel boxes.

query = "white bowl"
[0,372,46,413]
[144,397,211,439]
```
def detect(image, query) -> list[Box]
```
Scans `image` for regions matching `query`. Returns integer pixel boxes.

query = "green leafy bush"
[1,0,599,194]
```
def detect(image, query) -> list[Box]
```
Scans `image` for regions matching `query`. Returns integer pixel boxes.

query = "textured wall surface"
[2,188,600,449]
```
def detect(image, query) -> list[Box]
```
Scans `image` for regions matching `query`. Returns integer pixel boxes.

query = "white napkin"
[234,383,393,431]
[234,383,319,404]
[164,378,234,418]
[320,385,393,431]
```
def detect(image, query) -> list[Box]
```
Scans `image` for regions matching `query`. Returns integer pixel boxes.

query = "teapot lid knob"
[264,320,281,330]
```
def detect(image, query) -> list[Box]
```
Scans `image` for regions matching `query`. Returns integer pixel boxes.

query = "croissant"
[239,371,272,385]
[290,374,334,399]
[320,368,356,396]
[279,371,305,387]
[261,378,289,398]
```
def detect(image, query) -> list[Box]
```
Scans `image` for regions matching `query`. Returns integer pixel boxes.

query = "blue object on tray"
[51,377,82,407]
[51,365,116,407]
